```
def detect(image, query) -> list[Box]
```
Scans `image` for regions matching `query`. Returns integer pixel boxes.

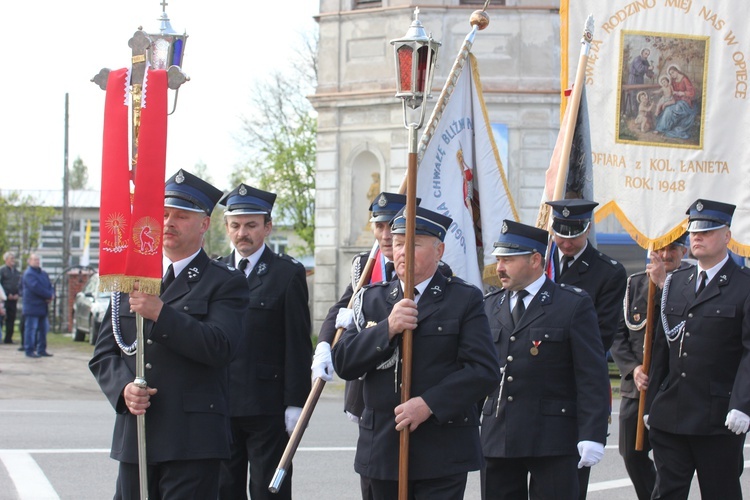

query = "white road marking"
[0,446,749,498]
[0,451,59,500]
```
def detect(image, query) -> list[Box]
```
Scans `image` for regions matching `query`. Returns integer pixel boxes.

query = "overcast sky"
[0,0,319,193]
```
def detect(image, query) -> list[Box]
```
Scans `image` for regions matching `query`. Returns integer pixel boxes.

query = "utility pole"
[62,92,70,331]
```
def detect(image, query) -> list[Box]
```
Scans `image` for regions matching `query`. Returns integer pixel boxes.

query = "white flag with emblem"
[417,54,518,288]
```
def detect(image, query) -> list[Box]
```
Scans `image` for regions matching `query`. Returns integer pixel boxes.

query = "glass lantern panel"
[397,45,413,92]
[151,38,172,70]
[416,45,429,93]
[172,38,184,67]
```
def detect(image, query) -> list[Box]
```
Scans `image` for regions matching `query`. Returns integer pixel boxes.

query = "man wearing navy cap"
[481,220,610,500]
[610,232,690,500]
[216,183,312,500]
[313,193,451,499]
[332,206,500,499]
[546,198,626,498]
[90,169,249,498]
[646,198,750,499]
[546,199,627,351]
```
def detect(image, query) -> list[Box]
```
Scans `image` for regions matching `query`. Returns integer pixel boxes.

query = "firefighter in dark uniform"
[646,199,750,499]
[546,199,627,499]
[332,206,501,500]
[610,232,690,500]
[216,183,312,500]
[90,169,248,499]
[481,220,610,500]
[313,193,452,500]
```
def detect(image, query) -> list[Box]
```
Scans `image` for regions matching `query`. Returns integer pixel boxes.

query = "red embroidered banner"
[99,68,167,295]
[98,68,131,291]
[124,69,167,294]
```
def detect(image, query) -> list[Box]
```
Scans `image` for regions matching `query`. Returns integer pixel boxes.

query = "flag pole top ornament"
[469,0,491,31]
[582,15,594,44]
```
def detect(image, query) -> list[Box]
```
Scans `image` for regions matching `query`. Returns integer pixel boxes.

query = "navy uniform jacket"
[611,271,652,400]
[219,247,312,416]
[90,250,248,463]
[319,252,452,417]
[318,251,453,345]
[556,242,627,351]
[331,271,501,481]
[646,259,750,435]
[481,278,610,458]
[611,264,692,399]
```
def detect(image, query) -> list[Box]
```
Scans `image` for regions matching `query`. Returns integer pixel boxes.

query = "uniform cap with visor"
[219,184,277,216]
[546,199,599,239]
[686,199,735,233]
[492,220,548,257]
[390,206,452,241]
[164,169,223,215]
[369,192,421,223]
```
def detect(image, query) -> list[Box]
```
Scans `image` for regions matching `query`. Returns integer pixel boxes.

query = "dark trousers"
[3,300,17,343]
[369,472,467,500]
[218,414,290,500]
[360,474,374,500]
[618,396,655,500]
[115,458,220,500]
[650,427,745,500]
[576,466,590,500]
[482,455,579,500]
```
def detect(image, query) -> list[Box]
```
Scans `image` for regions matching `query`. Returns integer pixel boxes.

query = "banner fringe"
[98,275,161,295]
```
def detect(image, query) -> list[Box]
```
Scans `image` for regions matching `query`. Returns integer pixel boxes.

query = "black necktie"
[696,270,708,297]
[161,264,175,294]
[385,261,395,281]
[560,255,573,275]
[238,258,249,273]
[511,290,529,327]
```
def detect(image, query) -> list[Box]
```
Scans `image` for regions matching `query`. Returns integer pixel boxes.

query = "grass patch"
[48,331,95,355]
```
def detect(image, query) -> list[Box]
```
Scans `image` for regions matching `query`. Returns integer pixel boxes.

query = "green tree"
[233,30,318,256]
[0,191,57,268]
[69,156,89,189]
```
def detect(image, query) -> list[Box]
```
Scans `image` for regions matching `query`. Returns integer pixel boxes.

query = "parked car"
[72,273,111,344]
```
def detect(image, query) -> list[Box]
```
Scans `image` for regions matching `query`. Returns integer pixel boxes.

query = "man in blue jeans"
[22,253,54,358]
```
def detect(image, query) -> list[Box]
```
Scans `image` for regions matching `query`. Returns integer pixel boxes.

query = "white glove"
[311,342,334,382]
[577,440,605,468]
[285,406,303,435]
[643,414,650,430]
[346,411,360,424]
[335,308,355,329]
[725,409,750,434]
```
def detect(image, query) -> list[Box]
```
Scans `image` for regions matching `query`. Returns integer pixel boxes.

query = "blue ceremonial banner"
[562,0,750,255]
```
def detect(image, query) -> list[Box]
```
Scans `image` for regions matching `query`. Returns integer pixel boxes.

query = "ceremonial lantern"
[389,8,440,500]
[390,7,441,119]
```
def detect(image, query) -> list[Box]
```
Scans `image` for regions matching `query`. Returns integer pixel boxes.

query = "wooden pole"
[398,124,419,500]
[635,245,657,451]
[536,15,594,234]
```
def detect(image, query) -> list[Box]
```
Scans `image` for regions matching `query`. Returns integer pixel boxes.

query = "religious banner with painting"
[561,0,750,255]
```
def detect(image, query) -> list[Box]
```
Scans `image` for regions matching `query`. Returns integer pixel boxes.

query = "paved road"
[1,338,748,499]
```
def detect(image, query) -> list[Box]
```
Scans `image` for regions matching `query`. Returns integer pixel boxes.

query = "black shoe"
[25,352,40,358]
[17,346,24,352]
[38,352,53,357]
[4,340,15,344]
